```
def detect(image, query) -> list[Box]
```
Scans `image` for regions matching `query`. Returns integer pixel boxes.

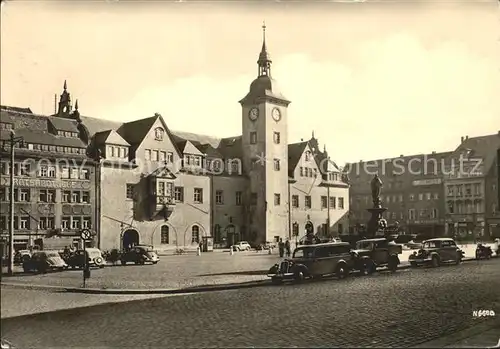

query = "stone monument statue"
[371,174,383,205]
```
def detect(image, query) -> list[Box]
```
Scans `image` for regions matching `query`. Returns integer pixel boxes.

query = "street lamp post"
[8,130,24,276]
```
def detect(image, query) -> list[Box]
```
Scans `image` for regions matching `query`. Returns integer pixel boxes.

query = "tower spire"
[257,21,272,77]
[63,80,67,91]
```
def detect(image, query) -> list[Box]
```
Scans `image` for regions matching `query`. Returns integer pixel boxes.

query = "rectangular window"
[431,209,438,219]
[338,197,344,209]
[126,184,134,200]
[152,150,159,162]
[145,149,151,161]
[273,159,280,171]
[399,194,403,202]
[20,163,31,176]
[174,187,184,202]
[61,167,70,179]
[299,167,303,176]
[433,193,439,200]
[39,166,48,177]
[19,189,30,202]
[82,217,91,229]
[159,151,166,162]
[321,196,327,209]
[157,182,165,196]
[273,132,280,144]
[409,209,416,220]
[80,169,90,180]
[215,190,224,205]
[235,191,242,206]
[194,188,203,203]
[19,216,30,230]
[161,226,169,244]
[426,193,431,200]
[167,152,174,163]
[71,217,81,230]
[292,195,299,208]
[70,168,79,179]
[71,191,80,203]
[250,132,257,144]
[47,166,56,178]
[329,197,336,209]
[418,193,423,201]
[305,196,311,208]
[274,193,281,206]
[39,217,48,230]
[82,191,90,203]
[409,194,415,201]
[62,191,70,203]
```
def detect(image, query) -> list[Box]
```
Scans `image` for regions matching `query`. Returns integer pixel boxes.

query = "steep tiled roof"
[450,133,500,174]
[47,116,79,132]
[1,105,32,114]
[197,144,223,158]
[79,115,122,136]
[217,136,242,160]
[171,130,222,148]
[117,116,157,145]
[288,141,308,176]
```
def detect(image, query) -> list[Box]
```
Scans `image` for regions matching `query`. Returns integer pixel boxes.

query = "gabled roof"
[171,130,221,148]
[150,166,177,179]
[197,144,223,158]
[287,141,308,176]
[117,116,158,145]
[177,139,203,156]
[93,130,130,146]
[217,136,242,159]
[79,115,122,136]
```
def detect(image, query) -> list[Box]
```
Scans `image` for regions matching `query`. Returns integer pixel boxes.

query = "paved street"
[2,258,499,348]
[1,287,185,318]
[1,245,484,290]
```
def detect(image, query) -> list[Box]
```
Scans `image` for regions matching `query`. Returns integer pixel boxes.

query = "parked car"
[352,238,402,274]
[409,238,464,268]
[405,240,422,250]
[22,250,68,273]
[14,250,31,265]
[120,245,159,265]
[65,248,106,269]
[234,241,252,251]
[267,242,355,283]
[475,243,493,260]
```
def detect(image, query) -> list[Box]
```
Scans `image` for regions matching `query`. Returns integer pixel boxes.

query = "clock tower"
[239,23,291,245]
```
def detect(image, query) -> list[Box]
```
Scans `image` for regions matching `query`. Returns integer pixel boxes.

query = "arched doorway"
[122,229,139,249]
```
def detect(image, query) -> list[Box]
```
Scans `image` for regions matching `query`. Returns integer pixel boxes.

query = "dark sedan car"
[409,238,464,268]
[120,245,159,265]
[22,250,68,273]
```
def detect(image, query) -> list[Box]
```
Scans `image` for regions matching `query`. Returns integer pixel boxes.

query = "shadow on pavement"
[197,270,268,277]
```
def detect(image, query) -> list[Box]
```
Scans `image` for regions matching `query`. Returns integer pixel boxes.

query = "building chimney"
[432,151,436,154]
[461,136,464,143]
[400,154,404,157]
[300,138,303,142]
[465,135,469,140]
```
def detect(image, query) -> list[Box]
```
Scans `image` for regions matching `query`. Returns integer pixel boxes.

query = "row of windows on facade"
[159,225,201,244]
[354,192,440,205]
[0,188,91,204]
[249,131,281,145]
[0,216,91,230]
[354,208,439,221]
[446,183,483,197]
[0,163,90,180]
[2,140,86,155]
[447,200,485,215]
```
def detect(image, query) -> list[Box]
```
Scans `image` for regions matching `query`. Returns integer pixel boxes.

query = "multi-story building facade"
[0,27,348,253]
[444,133,500,239]
[0,89,97,254]
[347,151,450,237]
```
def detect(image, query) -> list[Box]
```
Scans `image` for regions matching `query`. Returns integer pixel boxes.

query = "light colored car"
[235,241,251,251]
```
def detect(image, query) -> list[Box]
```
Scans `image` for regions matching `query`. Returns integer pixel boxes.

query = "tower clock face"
[272,107,281,122]
[248,107,259,121]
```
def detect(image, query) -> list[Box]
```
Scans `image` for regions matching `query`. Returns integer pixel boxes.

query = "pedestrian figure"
[198,241,203,254]
[285,239,291,257]
[278,238,285,258]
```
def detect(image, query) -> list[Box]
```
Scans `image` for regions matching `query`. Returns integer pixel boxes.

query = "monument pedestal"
[366,206,387,238]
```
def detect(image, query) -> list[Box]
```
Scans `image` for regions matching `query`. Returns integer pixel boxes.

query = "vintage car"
[14,250,31,265]
[267,242,355,283]
[352,238,402,274]
[22,250,68,273]
[120,245,160,265]
[65,248,106,269]
[409,238,464,267]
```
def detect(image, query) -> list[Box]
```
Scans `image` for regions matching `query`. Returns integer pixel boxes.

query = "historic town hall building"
[0,28,349,252]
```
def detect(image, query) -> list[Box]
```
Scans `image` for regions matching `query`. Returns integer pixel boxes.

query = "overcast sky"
[1,1,499,165]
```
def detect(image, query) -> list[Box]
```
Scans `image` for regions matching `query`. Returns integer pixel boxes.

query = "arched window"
[191,225,200,243]
[214,224,221,243]
[160,225,169,244]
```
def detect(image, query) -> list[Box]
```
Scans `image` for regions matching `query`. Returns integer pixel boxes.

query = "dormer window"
[154,127,165,141]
